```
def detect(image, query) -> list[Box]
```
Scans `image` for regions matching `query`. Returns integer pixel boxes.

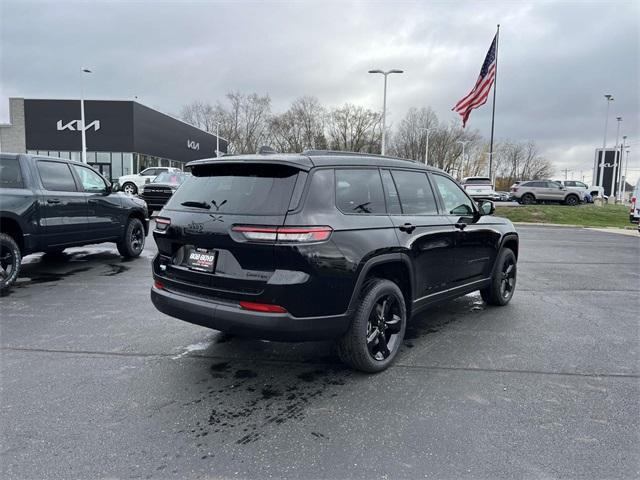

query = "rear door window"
[0,157,24,188]
[37,160,78,192]
[167,163,299,215]
[391,170,438,215]
[380,170,402,214]
[335,169,386,214]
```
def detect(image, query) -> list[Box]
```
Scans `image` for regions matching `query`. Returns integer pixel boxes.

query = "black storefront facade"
[1,98,226,181]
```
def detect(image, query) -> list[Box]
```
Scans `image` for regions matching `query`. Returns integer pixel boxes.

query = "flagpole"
[488,24,500,180]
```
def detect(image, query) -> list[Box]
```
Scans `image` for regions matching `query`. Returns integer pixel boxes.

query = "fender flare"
[346,252,415,314]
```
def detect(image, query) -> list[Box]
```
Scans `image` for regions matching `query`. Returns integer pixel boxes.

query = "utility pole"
[617,135,627,202]
[611,116,622,200]
[599,94,614,188]
[456,140,469,179]
[420,128,431,165]
[562,168,571,180]
[80,68,92,163]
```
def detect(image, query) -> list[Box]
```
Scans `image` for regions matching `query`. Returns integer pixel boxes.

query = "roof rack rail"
[302,149,416,162]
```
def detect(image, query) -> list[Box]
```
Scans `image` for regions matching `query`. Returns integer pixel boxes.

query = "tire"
[480,248,517,306]
[338,278,407,373]
[0,233,21,293]
[117,217,145,258]
[521,193,535,205]
[565,194,579,206]
[122,182,138,195]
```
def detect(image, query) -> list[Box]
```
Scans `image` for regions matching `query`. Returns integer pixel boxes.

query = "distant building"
[593,148,621,197]
[0,98,227,181]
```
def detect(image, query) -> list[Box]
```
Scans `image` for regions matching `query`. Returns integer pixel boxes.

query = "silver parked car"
[510,180,583,206]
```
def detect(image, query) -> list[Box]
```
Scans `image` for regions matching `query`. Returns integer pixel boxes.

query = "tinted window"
[380,170,402,214]
[167,164,299,215]
[37,161,77,192]
[72,165,106,192]
[576,181,587,188]
[0,157,24,188]
[141,168,158,176]
[546,181,562,189]
[432,174,474,216]
[527,181,544,187]
[391,170,438,215]
[335,169,385,214]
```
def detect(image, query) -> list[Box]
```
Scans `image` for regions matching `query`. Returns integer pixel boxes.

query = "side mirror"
[478,200,495,216]
[111,183,120,193]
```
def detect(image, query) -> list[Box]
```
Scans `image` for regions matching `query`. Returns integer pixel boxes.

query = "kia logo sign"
[56,119,101,132]
[187,140,200,151]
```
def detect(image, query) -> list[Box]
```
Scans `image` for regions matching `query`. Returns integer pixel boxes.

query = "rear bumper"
[150,285,350,342]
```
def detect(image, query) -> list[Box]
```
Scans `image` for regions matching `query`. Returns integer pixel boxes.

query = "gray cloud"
[1,0,638,181]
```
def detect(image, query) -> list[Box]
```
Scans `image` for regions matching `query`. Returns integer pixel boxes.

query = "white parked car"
[461,176,497,200]
[554,180,605,201]
[118,167,181,195]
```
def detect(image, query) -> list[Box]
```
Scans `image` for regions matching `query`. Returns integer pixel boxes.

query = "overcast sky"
[1,0,638,182]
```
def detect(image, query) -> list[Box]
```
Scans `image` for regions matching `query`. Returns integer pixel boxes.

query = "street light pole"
[618,135,627,202]
[80,68,92,163]
[620,147,631,203]
[456,140,469,179]
[611,116,622,200]
[420,128,431,165]
[599,94,614,189]
[368,69,403,155]
[216,122,220,157]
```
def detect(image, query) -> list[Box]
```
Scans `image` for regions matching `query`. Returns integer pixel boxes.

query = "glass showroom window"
[111,152,123,179]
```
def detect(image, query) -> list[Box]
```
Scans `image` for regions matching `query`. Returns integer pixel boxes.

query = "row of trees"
[180,93,553,188]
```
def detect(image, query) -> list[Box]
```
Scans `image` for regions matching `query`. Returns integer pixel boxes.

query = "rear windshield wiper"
[180,201,211,209]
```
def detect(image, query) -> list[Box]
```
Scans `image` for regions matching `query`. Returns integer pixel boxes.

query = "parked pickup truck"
[0,153,149,292]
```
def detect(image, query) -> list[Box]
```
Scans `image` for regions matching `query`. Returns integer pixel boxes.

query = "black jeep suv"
[150,151,518,372]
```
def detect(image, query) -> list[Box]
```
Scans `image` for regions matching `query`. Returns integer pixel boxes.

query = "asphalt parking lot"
[1,225,638,479]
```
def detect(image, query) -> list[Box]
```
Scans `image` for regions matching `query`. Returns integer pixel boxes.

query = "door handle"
[46,199,61,204]
[454,222,467,230]
[398,223,416,233]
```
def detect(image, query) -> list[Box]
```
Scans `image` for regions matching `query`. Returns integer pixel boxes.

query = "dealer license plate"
[187,249,217,272]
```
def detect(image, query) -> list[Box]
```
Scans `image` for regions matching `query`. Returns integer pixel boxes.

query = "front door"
[382,169,456,301]
[430,173,499,286]
[35,159,88,247]
[71,164,123,240]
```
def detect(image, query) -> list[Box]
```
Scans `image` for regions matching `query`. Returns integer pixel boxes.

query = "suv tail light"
[155,217,171,231]
[232,225,332,243]
[511,187,518,192]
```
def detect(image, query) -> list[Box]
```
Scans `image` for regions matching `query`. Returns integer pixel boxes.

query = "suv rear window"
[166,163,299,215]
[463,178,492,185]
[335,169,385,214]
[0,157,24,188]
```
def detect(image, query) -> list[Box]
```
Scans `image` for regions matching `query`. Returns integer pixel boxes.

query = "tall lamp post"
[420,128,432,165]
[620,147,631,203]
[216,121,221,157]
[599,94,614,188]
[80,67,92,163]
[456,140,469,179]
[618,135,627,202]
[612,116,622,200]
[368,69,403,155]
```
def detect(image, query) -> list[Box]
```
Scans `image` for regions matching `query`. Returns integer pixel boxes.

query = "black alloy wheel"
[338,278,407,373]
[565,195,579,206]
[117,218,145,258]
[0,233,21,292]
[521,193,535,205]
[480,248,517,306]
[366,295,403,361]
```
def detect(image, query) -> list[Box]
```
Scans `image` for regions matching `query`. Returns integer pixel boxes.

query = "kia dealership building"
[0,98,227,181]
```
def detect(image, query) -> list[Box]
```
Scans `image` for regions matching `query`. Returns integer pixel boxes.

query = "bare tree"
[389,107,438,162]
[180,100,219,133]
[493,140,553,189]
[269,96,327,152]
[326,103,382,152]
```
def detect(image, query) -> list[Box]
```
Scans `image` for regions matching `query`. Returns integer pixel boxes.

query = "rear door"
[383,169,456,299]
[155,163,301,300]
[35,159,88,247]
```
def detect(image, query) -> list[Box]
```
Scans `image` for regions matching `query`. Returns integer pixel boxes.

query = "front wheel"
[122,182,138,195]
[0,233,21,293]
[117,218,145,258]
[480,248,517,306]
[338,278,407,373]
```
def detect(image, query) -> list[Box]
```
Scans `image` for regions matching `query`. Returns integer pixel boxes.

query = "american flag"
[452,34,498,127]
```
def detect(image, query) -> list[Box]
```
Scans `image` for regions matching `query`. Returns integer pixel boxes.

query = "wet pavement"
[1,226,638,479]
